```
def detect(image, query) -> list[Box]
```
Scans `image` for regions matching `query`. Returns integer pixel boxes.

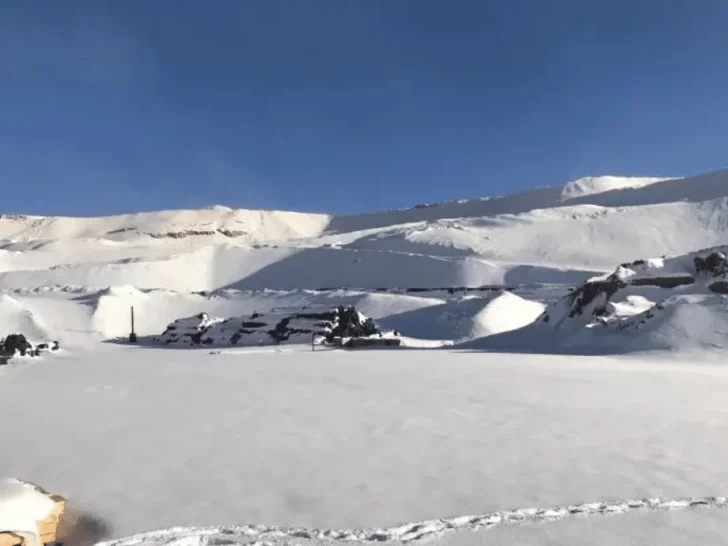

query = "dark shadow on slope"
[216,246,603,292]
[218,246,498,291]
[324,186,564,233]
[502,264,597,286]
[377,303,454,340]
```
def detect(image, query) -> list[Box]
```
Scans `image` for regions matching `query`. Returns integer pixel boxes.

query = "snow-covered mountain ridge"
[0,173,690,243]
[1,170,727,293]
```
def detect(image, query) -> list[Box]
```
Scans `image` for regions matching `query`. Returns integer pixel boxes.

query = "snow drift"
[378,291,545,341]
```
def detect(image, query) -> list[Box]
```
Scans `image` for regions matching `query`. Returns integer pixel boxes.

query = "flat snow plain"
[3,345,728,545]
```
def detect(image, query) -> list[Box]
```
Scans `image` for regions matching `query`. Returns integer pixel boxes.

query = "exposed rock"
[1,333,33,357]
[631,276,694,288]
[154,306,382,348]
[0,334,58,358]
[147,228,248,239]
[694,251,728,277]
[709,281,728,294]
[566,278,626,318]
[217,228,247,238]
[540,245,728,334]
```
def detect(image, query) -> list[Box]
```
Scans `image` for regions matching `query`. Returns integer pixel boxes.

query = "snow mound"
[0,294,50,342]
[154,306,380,347]
[559,176,669,200]
[0,478,56,535]
[378,291,544,341]
[463,245,728,354]
[465,291,546,339]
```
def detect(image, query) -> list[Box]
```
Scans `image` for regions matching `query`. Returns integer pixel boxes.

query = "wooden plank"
[36,496,66,543]
[0,533,25,546]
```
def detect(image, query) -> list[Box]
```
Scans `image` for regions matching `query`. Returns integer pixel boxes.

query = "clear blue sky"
[1,0,726,216]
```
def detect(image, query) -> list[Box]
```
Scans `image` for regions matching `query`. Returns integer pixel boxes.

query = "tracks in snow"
[99,495,728,546]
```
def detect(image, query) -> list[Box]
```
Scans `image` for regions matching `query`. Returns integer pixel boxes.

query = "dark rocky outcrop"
[1,334,34,357]
[328,306,379,340]
[155,306,382,347]
[0,335,58,359]
[565,278,626,318]
[694,251,728,277]
[709,281,728,294]
[630,276,695,288]
[147,228,248,239]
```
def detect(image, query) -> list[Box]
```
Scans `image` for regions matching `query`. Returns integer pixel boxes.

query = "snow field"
[4,348,728,544]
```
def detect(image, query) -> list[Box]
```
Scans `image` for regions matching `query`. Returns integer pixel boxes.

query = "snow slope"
[1,170,728,291]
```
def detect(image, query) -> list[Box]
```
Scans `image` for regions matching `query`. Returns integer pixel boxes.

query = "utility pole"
[129,306,138,343]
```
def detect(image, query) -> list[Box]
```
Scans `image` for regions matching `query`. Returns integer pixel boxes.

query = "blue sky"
[1,0,726,216]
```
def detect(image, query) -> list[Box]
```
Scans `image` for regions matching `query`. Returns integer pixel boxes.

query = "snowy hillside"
[5,171,728,546]
[1,170,728,293]
[0,169,727,349]
[464,246,728,354]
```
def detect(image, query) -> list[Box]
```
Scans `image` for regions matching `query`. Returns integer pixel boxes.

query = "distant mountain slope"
[327,175,673,233]
[0,169,726,291]
[0,174,678,243]
[0,206,331,244]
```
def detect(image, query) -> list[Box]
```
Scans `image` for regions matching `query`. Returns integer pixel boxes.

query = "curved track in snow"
[99,495,728,546]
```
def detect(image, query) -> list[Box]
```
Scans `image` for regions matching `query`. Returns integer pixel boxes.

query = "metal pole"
[129,306,138,343]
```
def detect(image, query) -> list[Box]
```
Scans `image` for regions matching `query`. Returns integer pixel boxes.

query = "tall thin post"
[129,306,137,343]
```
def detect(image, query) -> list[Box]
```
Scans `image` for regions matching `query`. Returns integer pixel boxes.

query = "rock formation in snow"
[153,305,380,347]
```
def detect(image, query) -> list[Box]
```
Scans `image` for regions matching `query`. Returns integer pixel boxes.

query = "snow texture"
[98,495,728,546]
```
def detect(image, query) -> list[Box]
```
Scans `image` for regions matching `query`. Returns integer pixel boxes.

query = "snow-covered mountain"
[6,170,728,546]
[1,170,727,294]
[0,169,727,351]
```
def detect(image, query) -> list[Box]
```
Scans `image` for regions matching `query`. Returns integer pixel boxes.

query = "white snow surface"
[4,347,728,546]
[3,171,728,544]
